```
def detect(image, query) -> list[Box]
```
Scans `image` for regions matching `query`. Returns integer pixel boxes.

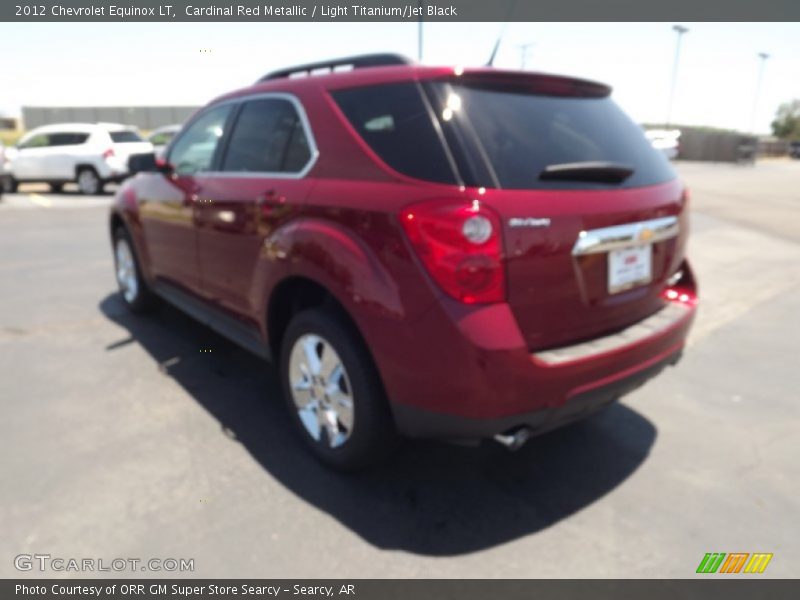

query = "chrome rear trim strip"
[572,216,679,256]
[533,302,691,366]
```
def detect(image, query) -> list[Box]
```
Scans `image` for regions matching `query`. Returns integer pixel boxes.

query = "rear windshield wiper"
[538,161,634,184]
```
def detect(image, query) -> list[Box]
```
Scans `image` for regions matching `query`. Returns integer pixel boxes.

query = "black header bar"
[3,1,800,22]
[4,579,800,600]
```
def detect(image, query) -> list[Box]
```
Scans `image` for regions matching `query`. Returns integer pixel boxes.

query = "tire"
[279,307,397,470]
[3,176,17,193]
[50,183,64,193]
[112,227,155,313]
[77,167,103,195]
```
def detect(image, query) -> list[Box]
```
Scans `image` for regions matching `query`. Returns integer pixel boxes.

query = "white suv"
[4,123,153,195]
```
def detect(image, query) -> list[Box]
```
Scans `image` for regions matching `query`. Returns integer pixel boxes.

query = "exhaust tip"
[493,427,533,451]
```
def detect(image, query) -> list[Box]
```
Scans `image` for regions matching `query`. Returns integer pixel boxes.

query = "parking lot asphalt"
[1,162,798,578]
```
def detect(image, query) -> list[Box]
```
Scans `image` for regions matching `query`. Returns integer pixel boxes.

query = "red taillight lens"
[102,148,115,159]
[399,199,505,304]
[660,261,698,307]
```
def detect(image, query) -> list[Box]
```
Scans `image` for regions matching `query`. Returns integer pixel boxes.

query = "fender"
[254,216,419,348]
[254,212,446,360]
[109,181,155,283]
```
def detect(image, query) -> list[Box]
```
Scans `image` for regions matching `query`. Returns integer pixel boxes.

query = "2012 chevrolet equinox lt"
[110,54,698,469]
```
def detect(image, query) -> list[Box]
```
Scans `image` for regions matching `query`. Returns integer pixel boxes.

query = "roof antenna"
[486,0,518,66]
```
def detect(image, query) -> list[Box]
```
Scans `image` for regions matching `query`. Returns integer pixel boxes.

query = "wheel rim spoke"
[298,401,322,441]
[302,335,322,376]
[319,344,339,381]
[288,333,354,449]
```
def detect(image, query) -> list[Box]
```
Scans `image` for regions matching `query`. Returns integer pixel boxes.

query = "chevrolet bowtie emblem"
[639,227,655,242]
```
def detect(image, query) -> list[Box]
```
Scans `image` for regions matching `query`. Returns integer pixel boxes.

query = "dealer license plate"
[608,245,652,294]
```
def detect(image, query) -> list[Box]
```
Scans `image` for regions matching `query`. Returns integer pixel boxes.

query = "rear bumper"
[97,158,129,182]
[372,266,698,441]
[393,347,683,440]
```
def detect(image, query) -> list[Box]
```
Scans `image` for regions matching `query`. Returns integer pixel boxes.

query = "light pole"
[666,24,689,128]
[750,52,770,134]
[417,1,423,62]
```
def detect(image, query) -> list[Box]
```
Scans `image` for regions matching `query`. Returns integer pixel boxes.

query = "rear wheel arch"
[271,279,398,469]
[267,277,362,362]
[75,163,99,178]
[75,164,103,194]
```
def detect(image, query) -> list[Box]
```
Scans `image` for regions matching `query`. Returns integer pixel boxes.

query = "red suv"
[110,54,697,469]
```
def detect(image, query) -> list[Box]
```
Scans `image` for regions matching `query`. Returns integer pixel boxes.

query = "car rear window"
[331,83,458,184]
[424,80,675,189]
[332,79,675,189]
[110,130,144,143]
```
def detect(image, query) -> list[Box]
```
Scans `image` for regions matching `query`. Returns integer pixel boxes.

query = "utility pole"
[666,24,689,128]
[750,52,770,134]
[515,42,536,70]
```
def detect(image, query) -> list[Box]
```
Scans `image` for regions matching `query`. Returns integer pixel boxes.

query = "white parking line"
[0,192,115,210]
[27,193,53,208]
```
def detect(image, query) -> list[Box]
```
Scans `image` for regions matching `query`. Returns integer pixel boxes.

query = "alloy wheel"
[115,238,138,304]
[78,170,100,195]
[288,334,355,448]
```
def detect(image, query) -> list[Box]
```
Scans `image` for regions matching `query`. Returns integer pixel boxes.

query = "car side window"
[149,132,174,146]
[19,134,50,149]
[221,98,313,174]
[168,105,232,175]
[49,133,90,146]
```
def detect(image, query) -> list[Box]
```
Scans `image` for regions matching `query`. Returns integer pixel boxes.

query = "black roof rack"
[258,53,413,82]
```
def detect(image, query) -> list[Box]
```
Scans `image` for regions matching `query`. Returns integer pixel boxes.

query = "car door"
[138,104,234,295]
[48,132,90,180]
[194,96,316,320]
[12,133,52,180]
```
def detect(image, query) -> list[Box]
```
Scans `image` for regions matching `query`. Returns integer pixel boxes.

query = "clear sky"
[1,21,798,134]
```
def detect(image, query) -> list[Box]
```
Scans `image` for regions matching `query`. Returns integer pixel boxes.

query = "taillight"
[102,148,115,159]
[399,199,505,304]
[661,261,698,307]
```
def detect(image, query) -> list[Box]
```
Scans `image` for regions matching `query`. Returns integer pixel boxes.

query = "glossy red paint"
[111,61,698,441]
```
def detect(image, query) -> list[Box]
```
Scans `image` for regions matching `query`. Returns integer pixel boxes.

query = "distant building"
[22,106,200,130]
[643,124,759,162]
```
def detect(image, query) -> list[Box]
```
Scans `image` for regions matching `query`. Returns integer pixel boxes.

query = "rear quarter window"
[332,83,458,184]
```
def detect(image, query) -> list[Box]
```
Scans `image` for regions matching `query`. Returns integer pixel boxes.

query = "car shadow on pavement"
[99,293,657,557]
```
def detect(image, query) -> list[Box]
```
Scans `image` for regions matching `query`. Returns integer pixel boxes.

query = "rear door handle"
[257,189,280,203]
[257,189,286,215]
